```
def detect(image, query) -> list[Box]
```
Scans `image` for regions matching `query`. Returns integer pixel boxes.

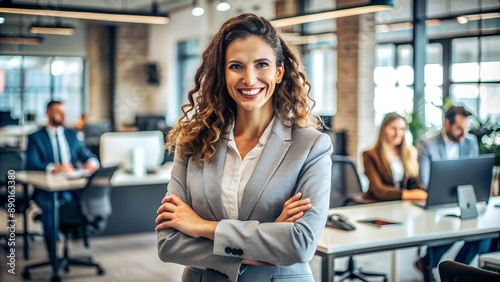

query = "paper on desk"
[64,169,91,180]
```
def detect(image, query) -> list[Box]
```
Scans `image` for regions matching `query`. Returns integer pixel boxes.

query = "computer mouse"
[326,214,356,231]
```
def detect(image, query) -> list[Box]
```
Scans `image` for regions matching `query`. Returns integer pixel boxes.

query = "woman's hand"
[402,189,428,201]
[155,194,218,240]
[275,192,312,223]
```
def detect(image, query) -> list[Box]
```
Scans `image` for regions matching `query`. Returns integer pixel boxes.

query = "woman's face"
[225,35,284,114]
[383,117,406,147]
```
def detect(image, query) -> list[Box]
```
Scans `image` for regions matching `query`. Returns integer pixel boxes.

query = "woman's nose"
[243,68,257,86]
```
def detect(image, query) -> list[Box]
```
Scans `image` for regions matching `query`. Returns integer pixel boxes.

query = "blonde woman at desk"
[155,13,332,282]
[362,112,428,201]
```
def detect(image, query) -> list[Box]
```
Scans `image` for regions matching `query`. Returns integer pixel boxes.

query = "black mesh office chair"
[330,155,376,207]
[438,260,500,282]
[0,150,39,258]
[22,165,119,282]
[330,155,387,282]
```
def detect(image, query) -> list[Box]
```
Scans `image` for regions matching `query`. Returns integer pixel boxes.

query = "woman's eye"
[257,62,269,68]
[228,64,242,69]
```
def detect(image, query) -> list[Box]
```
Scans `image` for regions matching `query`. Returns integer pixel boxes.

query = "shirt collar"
[46,125,64,136]
[227,116,275,146]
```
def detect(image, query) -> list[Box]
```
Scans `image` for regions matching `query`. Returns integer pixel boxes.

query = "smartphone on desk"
[357,218,403,229]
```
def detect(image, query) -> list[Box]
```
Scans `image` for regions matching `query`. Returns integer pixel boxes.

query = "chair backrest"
[79,165,119,234]
[0,150,24,184]
[330,155,363,208]
[438,260,500,282]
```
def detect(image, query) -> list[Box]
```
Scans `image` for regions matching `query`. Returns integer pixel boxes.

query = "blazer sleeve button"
[231,248,238,255]
[237,249,243,256]
[225,247,232,254]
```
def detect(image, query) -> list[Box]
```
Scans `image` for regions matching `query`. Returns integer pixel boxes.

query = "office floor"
[0,209,470,282]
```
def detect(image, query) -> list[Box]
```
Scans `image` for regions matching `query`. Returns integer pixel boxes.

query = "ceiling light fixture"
[191,0,205,16]
[0,35,43,45]
[457,12,500,24]
[216,1,231,12]
[375,19,441,33]
[29,22,75,35]
[0,2,170,25]
[271,0,394,28]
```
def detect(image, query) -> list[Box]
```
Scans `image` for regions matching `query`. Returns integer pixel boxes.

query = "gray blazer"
[157,119,333,282]
[417,133,479,188]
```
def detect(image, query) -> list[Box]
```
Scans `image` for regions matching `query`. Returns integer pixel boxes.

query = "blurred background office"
[0,0,499,281]
[1,0,499,165]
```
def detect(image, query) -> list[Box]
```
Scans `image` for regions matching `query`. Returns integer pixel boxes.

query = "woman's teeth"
[241,89,261,96]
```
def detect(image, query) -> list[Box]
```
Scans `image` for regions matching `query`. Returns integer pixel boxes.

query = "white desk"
[111,162,172,186]
[317,197,500,282]
[16,161,172,189]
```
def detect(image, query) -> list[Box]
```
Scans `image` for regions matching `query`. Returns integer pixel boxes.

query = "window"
[424,43,443,128]
[374,44,414,125]
[176,39,200,118]
[306,45,337,116]
[451,36,500,121]
[0,55,84,125]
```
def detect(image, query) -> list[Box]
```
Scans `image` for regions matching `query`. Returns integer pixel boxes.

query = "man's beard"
[447,131,463,143]
[50,119,64,127]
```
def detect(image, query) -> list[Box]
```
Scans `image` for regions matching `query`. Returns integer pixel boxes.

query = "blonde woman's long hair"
[373,112,419,178]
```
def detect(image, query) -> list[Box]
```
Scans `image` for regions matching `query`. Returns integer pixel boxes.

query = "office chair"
[330,155,387,282]
[330,155,376,207]
[0,150,39,259]
[479,251,500,272]
[438,260,500,282]
[22,165,119,282]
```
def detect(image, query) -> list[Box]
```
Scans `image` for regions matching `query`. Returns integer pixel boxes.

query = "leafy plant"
[405,110,429,146]
[469,116,500,166]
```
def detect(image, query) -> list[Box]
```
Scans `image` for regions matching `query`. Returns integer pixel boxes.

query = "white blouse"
[220,117,275,219]
[389,155,405,188]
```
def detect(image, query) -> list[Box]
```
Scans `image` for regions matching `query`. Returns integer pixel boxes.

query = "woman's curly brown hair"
[166,13,321,164]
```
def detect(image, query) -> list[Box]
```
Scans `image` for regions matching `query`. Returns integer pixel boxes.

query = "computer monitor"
[99,131,164,171]
[423,155,495,209]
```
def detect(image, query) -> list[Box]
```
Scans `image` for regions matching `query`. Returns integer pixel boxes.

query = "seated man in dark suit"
[26,100,99,260]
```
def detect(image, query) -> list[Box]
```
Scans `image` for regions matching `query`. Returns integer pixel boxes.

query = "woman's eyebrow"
[254,58,272,63]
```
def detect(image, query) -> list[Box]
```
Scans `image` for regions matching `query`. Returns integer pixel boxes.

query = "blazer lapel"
[239,120,291,220]
[203,139,228,220]
[436,135,446,158]
[374,150,394,186]
[41,128,55,163]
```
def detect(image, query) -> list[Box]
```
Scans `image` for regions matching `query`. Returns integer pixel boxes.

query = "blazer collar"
[202,119,292,221]
[436,134,447,157]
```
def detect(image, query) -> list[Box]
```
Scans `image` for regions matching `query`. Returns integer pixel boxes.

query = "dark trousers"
[423,239,493,268]
[32,188,78,260]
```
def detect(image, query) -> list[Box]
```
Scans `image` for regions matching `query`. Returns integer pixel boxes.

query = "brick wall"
[87,24,112,123]
[334,5,376,166]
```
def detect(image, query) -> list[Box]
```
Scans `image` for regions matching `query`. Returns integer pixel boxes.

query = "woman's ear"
[276,63,284,84]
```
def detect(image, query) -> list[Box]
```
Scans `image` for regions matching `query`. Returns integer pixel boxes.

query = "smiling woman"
[156,13,333,282]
